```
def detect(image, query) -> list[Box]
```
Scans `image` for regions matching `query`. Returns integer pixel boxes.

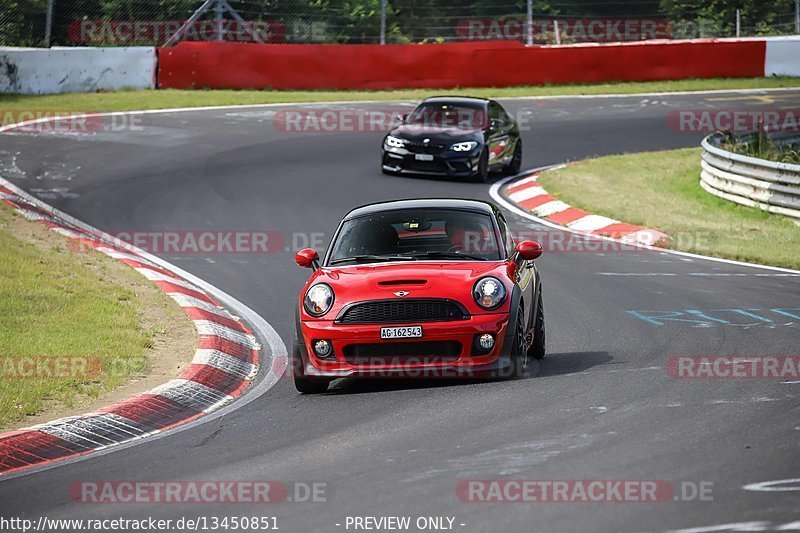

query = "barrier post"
[215,0,224,41]
[735,9,741,37]
[44,0,54,47]
[526,0,533,45]
[380,0,386,45]
[796,0,799,34]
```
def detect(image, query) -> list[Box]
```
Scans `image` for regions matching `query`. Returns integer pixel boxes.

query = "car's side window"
[498,105,511,124]
[496,212,515,258]
[489,101,510,125]
[488,102,500,121]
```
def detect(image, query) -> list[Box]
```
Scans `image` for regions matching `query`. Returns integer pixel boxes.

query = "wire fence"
[1,0,798,48]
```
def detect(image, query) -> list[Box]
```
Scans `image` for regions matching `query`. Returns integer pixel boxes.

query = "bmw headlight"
[473,277,507,310]
[304,283,334,317]
[385,135,406,148]
[451,141,478,152]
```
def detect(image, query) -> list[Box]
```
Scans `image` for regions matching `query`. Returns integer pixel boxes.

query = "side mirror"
[515,240,542,261]
[295,248,320,269]
[399,113,409,124]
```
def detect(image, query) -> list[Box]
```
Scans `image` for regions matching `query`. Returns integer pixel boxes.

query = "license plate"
[380,326,423,339]
[414,154,434,161]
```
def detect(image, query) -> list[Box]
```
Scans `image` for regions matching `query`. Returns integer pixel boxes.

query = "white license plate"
[380,326,423,339]
[414,154,434,161]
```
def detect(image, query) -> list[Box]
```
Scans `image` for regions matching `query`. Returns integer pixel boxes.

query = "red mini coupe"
[292,199,544,393]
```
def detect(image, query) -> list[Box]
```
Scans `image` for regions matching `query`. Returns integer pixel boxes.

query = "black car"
[381,96,522,182]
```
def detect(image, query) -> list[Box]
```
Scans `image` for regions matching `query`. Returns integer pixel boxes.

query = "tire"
[528,289,546,360]
[292,340,330,394]
[470,148,489,182]
[507,306,528,378]
[503,140,522,176]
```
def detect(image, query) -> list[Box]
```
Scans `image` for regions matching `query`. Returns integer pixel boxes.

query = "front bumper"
[300,313,512,378]
[382,146,482,177]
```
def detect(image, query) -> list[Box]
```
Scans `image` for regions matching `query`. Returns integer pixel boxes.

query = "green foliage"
[721,134,800,165]
[660,0,796,36]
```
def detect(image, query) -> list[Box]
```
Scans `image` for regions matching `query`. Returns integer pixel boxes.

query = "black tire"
[528,289,546,360]
[503,140,522,176]
[470,148,489,182]
[507,306,528,378]
[292,341,330,394]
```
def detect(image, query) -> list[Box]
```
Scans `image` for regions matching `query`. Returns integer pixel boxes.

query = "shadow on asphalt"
[380,170,508,185]
[323,351,613,395]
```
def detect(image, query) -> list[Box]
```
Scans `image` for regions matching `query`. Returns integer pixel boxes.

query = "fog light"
[478,334,495,351]
[313,340,332,358]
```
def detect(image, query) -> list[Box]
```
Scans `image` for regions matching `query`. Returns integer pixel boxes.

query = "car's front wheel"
[470,148,489,183]
[528,289,546,360]
[292,340,330,394]
[507,306,528,378]
[503,140,522,176]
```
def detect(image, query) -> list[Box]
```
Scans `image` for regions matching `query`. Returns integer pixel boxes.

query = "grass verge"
[0,203,196,430]
[0,77,798,114]
[537,148,800,270]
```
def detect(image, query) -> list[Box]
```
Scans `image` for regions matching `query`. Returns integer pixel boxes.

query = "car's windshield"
[328,208,502,265]
[405,102,487,130]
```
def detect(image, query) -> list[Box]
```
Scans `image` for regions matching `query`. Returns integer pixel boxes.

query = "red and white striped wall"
[0,181,261,475]
[502,168,669,246]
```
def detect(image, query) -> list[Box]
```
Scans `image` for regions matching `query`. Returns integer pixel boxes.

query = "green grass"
[0,77,797,114]
[537,148,800,269]
[0,206,162,428]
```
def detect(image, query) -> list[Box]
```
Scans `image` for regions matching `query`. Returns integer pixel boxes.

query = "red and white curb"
[0,178,286,476]
[501,166,669,246]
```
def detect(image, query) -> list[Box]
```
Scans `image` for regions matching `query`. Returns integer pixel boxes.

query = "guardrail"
[700,132,800,222]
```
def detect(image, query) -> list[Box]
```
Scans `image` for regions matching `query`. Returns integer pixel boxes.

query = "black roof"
[421,96,490,107]
[344,198,498,220]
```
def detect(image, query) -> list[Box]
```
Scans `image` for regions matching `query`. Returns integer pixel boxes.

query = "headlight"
[304,283,334,317]
[451,141,478,152]
[473,277,507,310]
[385,135,406,148]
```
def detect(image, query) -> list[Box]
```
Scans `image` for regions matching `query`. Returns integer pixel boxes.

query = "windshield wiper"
[328,255,415,265]
[403,251,487,261]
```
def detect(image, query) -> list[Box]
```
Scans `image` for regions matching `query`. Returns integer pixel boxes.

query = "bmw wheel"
[503,141,522,176]
[471,148,489,183]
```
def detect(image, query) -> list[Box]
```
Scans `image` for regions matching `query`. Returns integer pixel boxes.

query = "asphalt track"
[1,89,799,532]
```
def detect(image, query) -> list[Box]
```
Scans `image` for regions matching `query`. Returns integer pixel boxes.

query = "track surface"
[1,90,799,532]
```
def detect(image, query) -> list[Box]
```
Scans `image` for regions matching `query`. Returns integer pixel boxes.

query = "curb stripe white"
[509,185,546,202]
[532,200,571,217]
[168,293,235,320]
[194,320,259,348]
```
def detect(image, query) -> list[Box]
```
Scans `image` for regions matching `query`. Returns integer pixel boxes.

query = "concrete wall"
[765,37,800,77]
[0,47,156,94]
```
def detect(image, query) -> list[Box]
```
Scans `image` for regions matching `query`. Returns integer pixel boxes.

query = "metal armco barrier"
[701,133,800,221]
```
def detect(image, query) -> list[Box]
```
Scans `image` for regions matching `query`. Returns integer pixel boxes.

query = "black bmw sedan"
[381,96,522,182]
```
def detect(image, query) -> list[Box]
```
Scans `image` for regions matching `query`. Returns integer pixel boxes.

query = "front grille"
[343,341,462,364]
[403,156,448,174]
[405,141,446,154]
[337,299,468,324]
